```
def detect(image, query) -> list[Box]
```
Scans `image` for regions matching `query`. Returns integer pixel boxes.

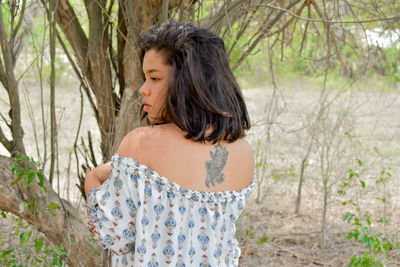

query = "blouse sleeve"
[86,158,138,255]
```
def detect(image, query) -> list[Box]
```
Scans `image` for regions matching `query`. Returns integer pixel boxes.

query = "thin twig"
[258,3,400,24]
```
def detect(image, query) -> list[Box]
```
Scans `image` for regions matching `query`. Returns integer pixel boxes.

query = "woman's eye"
[151,77,159,81]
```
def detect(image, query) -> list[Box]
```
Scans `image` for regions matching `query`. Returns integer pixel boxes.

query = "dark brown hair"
[138,20,250,143]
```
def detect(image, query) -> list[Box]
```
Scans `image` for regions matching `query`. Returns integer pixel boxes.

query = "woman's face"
[139,49,172,123]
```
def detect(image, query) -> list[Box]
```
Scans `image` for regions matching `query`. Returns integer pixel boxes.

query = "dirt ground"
[1,76,400,266]
[237,77,400,266]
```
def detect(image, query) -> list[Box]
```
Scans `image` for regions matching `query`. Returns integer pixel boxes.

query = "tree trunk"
[84,0,116,161]
[320,183,328,250]
[294,159,305,214]
[0,5,26,156]
[295,138,313,214]
[0,155,103,266]
[112,0,158,151]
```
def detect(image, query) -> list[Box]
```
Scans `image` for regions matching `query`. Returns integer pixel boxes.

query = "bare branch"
[311,0,350,74]
[207,0,244,34]
[259,2,400,24]
[56,0,89,70]
[0,4,26,156]
[226,2,260,57]
[0,57,7,88]
[117,2,127,98]
[160,0,171,23]
[49,0,58,185]
[232,0,303,71]
[56,30,98,121]
[299,4,311,54]
[11,0,27,49]
[0,126,13,153]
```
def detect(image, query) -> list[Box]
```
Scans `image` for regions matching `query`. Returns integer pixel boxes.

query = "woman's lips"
[143,104,150,112]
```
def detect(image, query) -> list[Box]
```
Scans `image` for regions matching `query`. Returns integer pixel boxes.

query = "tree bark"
[0,155,102,266]
[49,0,58,185]
[83,0,116,161]
[56,0,88,71]
[112,0,156,152]
[0,5,26,156]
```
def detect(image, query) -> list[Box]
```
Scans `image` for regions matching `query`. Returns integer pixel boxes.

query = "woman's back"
[87,124,255,266]
[119,123,254,193]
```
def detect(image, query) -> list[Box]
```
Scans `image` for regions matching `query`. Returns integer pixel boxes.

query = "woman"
[85,20,255,266]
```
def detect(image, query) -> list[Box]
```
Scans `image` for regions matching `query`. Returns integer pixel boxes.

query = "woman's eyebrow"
[144,69,161,74]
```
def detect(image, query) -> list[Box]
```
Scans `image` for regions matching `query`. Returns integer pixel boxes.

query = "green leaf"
[19,232,32,246]
[11,164,19,175]
[361,227,369,234]
[365,216,371,226]
[28,172,35,186]
[51,258,59,265]
[0,249,14,258]
[0,211,7,218]
[349,256,364,267]
[36,172,44,187]
[23,167,32,176]
[343,212,354,223]
[23,171,36,189]
[54,245,62,255]
[29,197,36,214]
[360,180,366,189]
[376,235,383,245]
[47,202,60,210]
[385,256,393,261]
[257,235,267,245]
[350,201,358,207]
[354,218,361,226]
[10,175,22,187]
[34,237,44,254]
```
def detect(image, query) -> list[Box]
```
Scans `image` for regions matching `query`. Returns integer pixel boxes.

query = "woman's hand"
[84,162,112,198]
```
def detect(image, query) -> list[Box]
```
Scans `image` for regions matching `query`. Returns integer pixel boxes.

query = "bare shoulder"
[116,125,168,162]
[229,138,255,180]
[235,138,254,156]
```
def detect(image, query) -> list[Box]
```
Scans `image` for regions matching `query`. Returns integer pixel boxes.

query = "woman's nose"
[139,82,150,96]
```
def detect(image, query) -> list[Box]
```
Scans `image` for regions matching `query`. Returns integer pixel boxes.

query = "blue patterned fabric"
[87,154,254,266]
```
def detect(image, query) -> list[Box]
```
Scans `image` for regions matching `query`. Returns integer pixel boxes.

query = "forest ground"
[237,76,400,266]
[1,75,399,266]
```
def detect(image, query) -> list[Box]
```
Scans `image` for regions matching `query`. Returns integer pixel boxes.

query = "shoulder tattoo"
[205,144,229,188]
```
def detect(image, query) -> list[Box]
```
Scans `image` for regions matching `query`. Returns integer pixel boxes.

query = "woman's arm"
[84,162,112,197]
[84,128,140,198]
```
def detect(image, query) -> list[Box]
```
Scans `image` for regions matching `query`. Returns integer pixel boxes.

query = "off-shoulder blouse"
[87,154,254,266]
